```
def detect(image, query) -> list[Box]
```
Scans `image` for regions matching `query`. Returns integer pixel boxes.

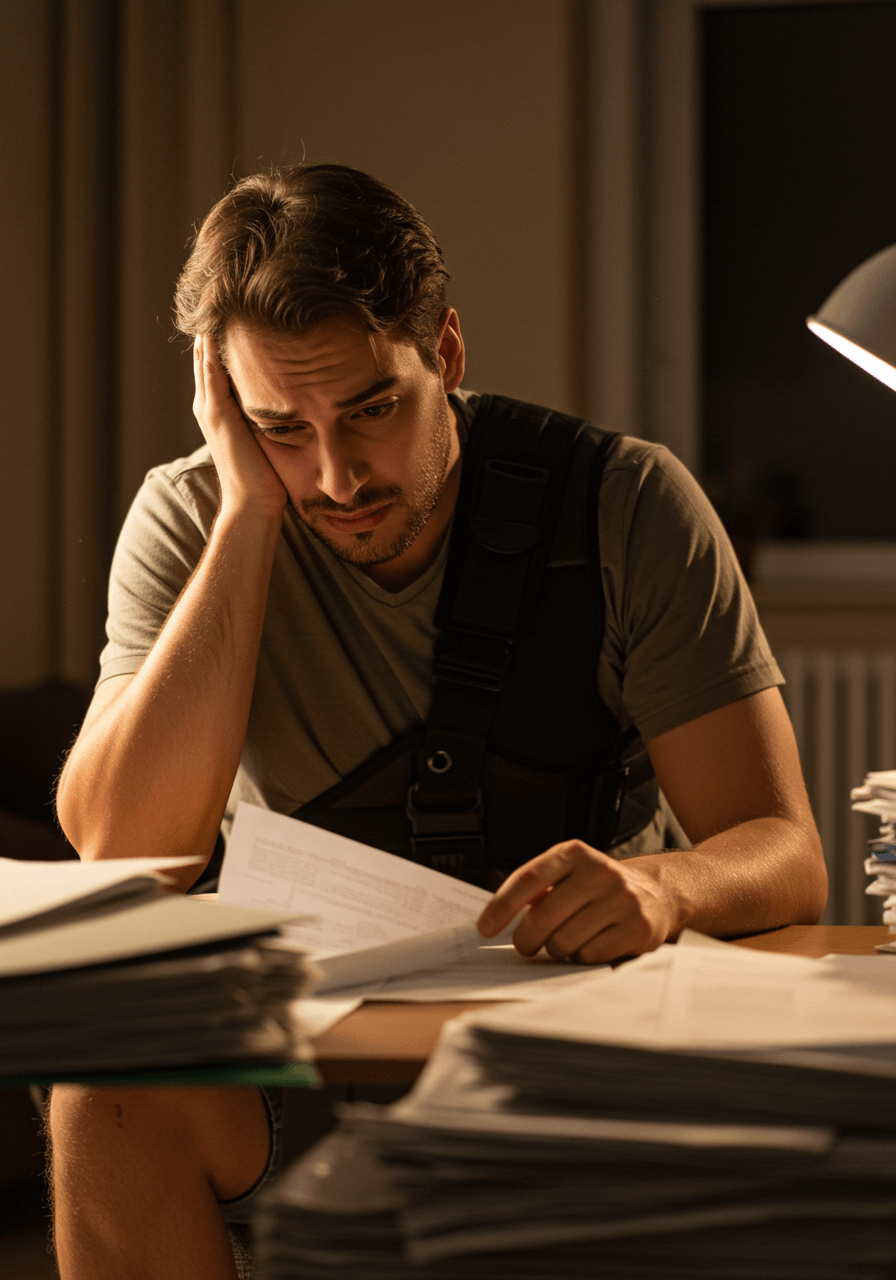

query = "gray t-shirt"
[99,390,782,854]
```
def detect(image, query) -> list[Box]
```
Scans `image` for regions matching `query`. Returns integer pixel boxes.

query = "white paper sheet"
[0,854,203,930]
[217,802,525,991]
[291,996,365,1037]
[325,945,610,1001]
[0,895,305,978]
[220,804,492,955]
[468,931,896,1052]
[309,918,528,993]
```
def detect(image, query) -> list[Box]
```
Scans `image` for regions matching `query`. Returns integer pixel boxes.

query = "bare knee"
[50,1086,267,1280]
[50,1083,270,1201]
[49,1084,129,1173]
[50,1083,184,1159]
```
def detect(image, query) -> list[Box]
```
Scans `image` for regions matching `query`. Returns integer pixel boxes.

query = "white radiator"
[776,649,896,925]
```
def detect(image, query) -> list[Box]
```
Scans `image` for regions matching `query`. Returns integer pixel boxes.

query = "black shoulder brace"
[296,394,659,883]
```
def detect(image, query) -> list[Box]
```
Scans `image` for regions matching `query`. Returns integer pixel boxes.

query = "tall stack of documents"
[255,935,896,1279]
[0,856,315,1076]
[851,770,896,933]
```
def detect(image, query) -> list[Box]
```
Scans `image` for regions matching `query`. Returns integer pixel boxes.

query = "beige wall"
[233,0,577,413]
[1,3,57,684]
[0,0,578,688]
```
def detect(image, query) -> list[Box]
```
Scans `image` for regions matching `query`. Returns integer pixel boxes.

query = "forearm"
[628,814,828,942]
[57,505,281,886]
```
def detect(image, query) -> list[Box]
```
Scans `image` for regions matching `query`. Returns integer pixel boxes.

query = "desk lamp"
[807,242,896,390]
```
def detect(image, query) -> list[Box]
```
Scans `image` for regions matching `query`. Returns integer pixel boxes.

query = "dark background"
[702,1,896,542]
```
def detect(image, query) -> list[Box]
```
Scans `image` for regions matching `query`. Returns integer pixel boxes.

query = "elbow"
[795,824,828,924]
[797,881,828,927]
[55,754,123,864]
[54,758,88,858]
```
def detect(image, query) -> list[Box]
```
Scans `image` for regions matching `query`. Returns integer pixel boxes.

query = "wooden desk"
[732,923,891,959]
[309,925,894,1084]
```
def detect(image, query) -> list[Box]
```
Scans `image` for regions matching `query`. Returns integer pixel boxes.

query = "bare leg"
[49,1084,270,1280]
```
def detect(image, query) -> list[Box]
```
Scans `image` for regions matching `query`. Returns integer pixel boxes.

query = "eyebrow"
[243,375,400,422]
[242,405,299,422]
[335,374,400,410]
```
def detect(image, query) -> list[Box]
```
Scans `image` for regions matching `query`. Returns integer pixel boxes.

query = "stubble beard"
[293,395,453,568]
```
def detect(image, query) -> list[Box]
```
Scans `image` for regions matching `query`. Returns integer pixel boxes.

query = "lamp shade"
[806,242,896,392]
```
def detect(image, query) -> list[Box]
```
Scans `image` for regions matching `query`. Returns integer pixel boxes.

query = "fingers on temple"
[193,337,235,421]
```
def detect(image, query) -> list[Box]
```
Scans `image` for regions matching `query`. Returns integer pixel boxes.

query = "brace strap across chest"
[406,394,590,873]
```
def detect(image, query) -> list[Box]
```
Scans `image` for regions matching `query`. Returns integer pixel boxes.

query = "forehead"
[223,321,421,407]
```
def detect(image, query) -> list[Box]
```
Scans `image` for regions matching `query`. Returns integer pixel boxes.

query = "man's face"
[223,315,464,585]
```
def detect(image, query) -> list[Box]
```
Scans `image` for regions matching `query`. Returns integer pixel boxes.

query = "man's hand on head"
[193,336,288,518]
[477,841,678,965]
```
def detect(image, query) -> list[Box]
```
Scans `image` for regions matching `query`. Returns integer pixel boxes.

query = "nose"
[316,430,369,505]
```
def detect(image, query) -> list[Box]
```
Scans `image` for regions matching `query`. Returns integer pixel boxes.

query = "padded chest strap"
[407,394,593,874]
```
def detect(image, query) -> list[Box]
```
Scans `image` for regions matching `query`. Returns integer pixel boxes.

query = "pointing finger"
[477,849,571,938]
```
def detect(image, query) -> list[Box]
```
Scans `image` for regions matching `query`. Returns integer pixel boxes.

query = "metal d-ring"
[426,750,453,774]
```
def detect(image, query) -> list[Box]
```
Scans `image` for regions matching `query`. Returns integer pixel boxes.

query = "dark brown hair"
[173,164,450,369]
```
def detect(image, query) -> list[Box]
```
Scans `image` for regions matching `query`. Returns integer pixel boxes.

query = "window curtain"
[1,0,235,689]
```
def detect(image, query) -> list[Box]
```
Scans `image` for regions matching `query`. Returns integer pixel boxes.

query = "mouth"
[321,503,392,535]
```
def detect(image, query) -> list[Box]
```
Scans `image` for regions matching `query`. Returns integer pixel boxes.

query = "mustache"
[299,486,403,516]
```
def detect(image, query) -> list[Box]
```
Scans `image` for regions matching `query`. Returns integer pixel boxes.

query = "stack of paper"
[850,770,896,936]
[0,856,315,1076]
[255,935,896,1279]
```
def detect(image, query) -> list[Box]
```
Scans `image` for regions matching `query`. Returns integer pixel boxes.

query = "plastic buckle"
[406,785,484,837]
[406,786,486,871]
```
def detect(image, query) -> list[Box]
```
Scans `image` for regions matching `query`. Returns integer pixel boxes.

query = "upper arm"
[645,686,818,847]
[102,460,216,680]
[599,442,783,745]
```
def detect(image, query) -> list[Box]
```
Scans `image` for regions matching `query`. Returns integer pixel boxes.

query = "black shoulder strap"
[407,394,616,873]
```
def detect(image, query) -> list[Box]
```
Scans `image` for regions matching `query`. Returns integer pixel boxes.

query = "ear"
[436,308,465,393]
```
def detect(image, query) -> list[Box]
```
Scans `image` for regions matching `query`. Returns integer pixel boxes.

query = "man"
[50,164,826,1279]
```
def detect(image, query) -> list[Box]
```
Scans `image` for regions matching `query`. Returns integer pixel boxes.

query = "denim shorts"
[218,1086,283,1225]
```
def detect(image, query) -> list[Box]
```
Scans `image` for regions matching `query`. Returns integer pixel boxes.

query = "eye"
[254,422,306,440]
[353,399,397,422]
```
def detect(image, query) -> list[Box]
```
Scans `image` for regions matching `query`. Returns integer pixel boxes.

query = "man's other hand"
[477,841,675,964]
[193,335,287,517]
[477,690,827,964]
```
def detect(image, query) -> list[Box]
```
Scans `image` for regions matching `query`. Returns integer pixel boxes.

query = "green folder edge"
[0,1062,319,1088]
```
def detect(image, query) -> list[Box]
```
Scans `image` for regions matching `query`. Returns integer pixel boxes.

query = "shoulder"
[134,443,219,539]
[143,442,218,502]
[600,433,697,491]
[454,393,710,530]
[110,444,218,591]
[596,434,725,546]
[595,435,780,740]
[595,433,739,627]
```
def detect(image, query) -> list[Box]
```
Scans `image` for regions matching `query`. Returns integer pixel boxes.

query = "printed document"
[219,803,512,991]
[217,804,606,1001]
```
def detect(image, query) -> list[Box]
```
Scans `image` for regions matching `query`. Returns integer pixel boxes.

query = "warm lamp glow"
[806,318,896,394]
[807,243,896,393]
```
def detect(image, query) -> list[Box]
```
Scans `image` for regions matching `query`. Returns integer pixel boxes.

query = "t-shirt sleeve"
[598,439,782,743]
[98,454,219,684]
